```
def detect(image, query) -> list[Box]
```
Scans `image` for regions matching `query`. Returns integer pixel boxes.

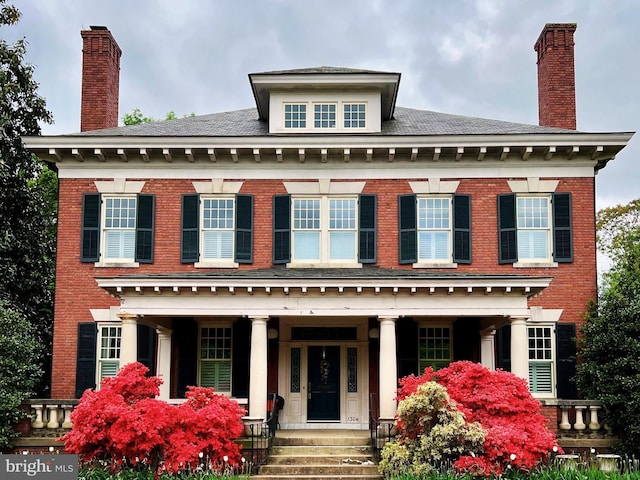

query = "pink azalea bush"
[61,362,246,475]
[396,361,561,476]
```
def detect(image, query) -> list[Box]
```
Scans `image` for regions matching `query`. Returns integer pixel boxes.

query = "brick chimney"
[534,23,577,130]
[80,26,121,131]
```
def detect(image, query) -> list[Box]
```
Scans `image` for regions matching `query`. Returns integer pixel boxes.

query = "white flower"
[553,446,558,453]
[49,446,55,453]
[241,457,246,463]
[510,453,517,461]
[198,452,204,459]
[22,451,28,455]
[591,448,596,454]
[223,455,228,462]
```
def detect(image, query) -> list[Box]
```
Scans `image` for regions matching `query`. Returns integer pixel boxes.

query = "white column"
[378,316,398,420]
[510,316,529,382]
[480,327,496,370]
[156,327,173,400]
[248,316,269,420]
[118,314,138,367]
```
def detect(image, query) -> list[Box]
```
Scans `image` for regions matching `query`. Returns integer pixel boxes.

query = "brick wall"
[51,176,597,397]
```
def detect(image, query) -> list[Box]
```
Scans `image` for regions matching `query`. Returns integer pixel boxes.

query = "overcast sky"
[4,0,639,209]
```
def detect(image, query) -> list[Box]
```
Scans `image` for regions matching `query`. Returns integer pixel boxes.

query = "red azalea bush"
[61,362,246,475]
[397,361,561,476]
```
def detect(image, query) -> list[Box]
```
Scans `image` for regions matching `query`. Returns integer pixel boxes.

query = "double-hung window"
[528,326,554,395]
[399,194,471,265]
[498,193,572,264]
[419,326,451,371]
[81,193,155,264]
[98,325,121,382]
[274,194,376,265]
[199,326,232,393]
[181,194,253,265]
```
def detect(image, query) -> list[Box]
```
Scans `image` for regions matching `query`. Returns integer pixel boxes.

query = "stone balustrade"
[20,399,79,437]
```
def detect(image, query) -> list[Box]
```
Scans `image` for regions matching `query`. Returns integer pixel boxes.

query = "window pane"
[293,231,320,260]
[103,197,137,260]
[314,104,336,128]
[284,103,307,128]
[344,103,366,128]
[417,197,451,261]
[330,231,356,260]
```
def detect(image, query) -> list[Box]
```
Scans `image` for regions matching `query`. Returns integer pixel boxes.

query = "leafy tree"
[1,0,55,395]
[596,198,640,259]
[0,300,41,448]
[576,227,640,455]
[123,108,192,125]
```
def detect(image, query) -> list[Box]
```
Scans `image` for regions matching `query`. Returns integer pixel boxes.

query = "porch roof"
[96,268,553,298]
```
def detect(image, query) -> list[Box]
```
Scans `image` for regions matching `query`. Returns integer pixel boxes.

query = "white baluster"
[559,405,571,430]
[32,405,44,429]
[61,405,73,429]
[573,405,586,431]
[589,405,601,430]
[46,405,60,429]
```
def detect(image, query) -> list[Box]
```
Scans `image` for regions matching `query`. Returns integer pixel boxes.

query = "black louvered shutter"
[81,193,101,262]
[181,194,199,263]
[496,324,511,372]
[235,194,253,263]
[136,324,155,375]
[556,323,577,399]
[358,194,377,263]
[453,194,471,264]
[175,318,198,398]
[273,195,291,264]
[75,323,97,398]
[498,194,517,264]
[399,195,417,264]
[135,194,155,263]
[553,193,573,263]
[232,319,251,398]
[397,318,418,378]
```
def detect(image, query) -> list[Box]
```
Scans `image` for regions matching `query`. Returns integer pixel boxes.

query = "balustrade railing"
[369,393,395,461]
[21,399,78,437]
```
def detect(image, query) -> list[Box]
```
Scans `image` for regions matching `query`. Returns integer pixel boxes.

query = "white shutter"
[203,231,234,260]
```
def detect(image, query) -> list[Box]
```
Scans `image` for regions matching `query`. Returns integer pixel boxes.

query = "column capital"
[510,316,530,325]
[156,326,173,339]
[117,312,139,323]
[378,316,398,324]
[248,316,269,325]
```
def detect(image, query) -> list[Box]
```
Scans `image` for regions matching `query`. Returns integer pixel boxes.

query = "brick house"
[23,23,633,431]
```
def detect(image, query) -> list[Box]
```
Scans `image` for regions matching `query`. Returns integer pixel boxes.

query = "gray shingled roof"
[71,106,577,137]
[99,267,549,281]
[250,66,399,75]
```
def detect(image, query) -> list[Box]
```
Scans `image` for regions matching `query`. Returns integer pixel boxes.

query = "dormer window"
[284,104,307,129]
[314,104,337,128]
[344,103,366,129]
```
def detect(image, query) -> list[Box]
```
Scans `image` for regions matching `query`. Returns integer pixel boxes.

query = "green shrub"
[379,382,484,479]
[0,300,41,448]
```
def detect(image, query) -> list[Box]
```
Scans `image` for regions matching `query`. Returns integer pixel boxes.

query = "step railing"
[369,393,395,461]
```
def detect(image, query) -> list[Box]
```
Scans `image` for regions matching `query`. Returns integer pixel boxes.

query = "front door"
[307,346,340,421]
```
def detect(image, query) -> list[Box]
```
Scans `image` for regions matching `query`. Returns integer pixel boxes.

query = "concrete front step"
[251,430,382,480]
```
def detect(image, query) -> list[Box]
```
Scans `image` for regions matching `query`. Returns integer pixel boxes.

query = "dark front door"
[307,346,340,421]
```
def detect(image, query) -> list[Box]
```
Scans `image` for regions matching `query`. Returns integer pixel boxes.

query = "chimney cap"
[89,25,109,31]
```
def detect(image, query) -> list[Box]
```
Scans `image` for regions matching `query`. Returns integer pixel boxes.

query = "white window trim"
[515,194,553,265]
[343,102,367,130]
[195,195,239,269]
[96,322,122,389]
[415,195,454,266]
[198,322,233,395]
[98,194,138,265]
[288,195,360,268]
[528,323,556,399]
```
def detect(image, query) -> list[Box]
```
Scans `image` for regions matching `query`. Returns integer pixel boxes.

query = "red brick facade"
[51,176,597,398]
